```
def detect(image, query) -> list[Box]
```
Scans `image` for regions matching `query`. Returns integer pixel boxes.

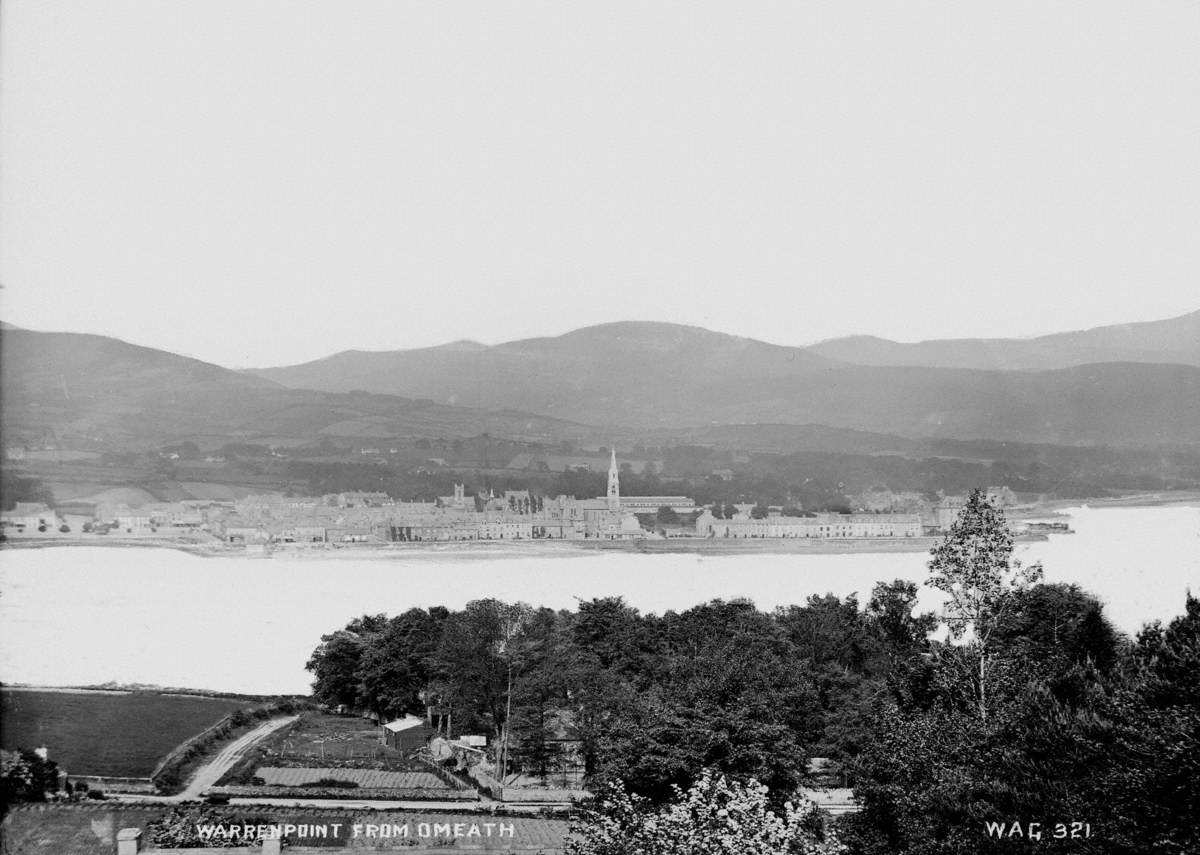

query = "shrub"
[567,770,844,855]
[229,710,250,727]
[300,778,358,789]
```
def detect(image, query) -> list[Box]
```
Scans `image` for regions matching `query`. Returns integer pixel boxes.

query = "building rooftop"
[382,714,427,732]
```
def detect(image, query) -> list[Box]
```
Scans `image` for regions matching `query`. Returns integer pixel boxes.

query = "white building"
[0,502,57,532]
[697,511,924,539]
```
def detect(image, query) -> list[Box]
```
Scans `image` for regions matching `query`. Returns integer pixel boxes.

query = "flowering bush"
[567,770,844,855]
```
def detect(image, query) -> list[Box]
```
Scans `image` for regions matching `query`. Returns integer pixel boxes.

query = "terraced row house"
[695,510,924,539]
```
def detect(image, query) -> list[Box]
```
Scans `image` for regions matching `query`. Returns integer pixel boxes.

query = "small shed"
[381,714,434,752]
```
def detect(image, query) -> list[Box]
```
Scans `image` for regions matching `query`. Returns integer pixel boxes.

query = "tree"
[355,608,447,718]
[844,579,1169,854]
[1100,595,1200,853]
[593,600,819,800]
[926,488,1041,719]
[567,770,844,855]
[506,609,579,783]
[433,599,533,777]
[656,506,680,526]
[992,583,1121,678]
[863,580,939,712]
[1,749,59,810]
[305,614,388,709]
[865,580,938,661]
[572,597,652,674]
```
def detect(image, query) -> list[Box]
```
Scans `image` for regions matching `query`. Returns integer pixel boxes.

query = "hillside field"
[0,688,249,777]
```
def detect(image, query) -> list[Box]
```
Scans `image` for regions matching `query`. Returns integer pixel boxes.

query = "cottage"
[381,714,434,752]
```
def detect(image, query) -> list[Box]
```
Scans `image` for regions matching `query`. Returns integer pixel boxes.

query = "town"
[2,450,1061,550]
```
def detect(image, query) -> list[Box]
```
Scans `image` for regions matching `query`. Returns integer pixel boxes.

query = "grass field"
[0,688,249,777]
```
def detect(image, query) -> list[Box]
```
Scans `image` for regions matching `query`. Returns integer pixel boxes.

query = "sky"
[1,1,1197,368]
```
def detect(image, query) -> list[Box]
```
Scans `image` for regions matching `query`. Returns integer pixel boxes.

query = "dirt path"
[173,715,298,800]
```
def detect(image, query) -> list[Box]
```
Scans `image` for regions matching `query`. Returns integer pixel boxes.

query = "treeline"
[750,447,1200,502]
[307,492,1199,853]
[308,582,935,800]
[308,588,1199,851]
[286,447,1200,510]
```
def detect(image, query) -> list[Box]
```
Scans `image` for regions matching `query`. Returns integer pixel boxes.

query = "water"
[1,506,1197,695]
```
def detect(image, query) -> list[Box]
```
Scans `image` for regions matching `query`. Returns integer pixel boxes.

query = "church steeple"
[607,447,620,512]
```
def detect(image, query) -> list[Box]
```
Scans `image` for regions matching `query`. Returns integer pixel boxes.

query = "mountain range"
[3,310,1198,451]
[246,312,1200,446]
[808,309,1200,370]
[0,327,582,451]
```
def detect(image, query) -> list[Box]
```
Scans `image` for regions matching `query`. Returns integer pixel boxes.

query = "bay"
[1,505,1197,695]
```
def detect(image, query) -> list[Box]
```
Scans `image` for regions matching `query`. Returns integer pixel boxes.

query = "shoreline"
[1029,491,1200,512]
[0,533,1044,558]
[3,496,1196,559]
[4,504,1197,699]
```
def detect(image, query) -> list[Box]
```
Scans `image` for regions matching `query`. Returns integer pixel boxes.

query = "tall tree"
[305,614,388,709]
[432,598,533,777]
[926,488,1042,719]
[992,583,1121,680]
[355,607,447,718]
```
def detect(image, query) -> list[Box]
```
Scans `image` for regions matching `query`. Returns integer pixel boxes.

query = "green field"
[0,689,249,777]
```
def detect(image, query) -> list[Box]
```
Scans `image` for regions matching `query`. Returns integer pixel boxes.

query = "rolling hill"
[249,321,837,415]
[0,326,585,450]
[7,315,1199,453]
[248,320,1200,446]
[807,309,1200,370]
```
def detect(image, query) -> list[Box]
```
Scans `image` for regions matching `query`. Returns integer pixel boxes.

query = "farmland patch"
[0,688,249,777]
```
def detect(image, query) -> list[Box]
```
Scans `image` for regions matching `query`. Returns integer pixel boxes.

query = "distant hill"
[248,322,837,416]
[0,327,583,449]
[7,318,1199,452]
[659,423,925,456]
[249,320,1200,446]
[807,309,1200,370]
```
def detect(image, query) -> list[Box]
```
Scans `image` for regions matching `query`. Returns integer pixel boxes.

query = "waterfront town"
[0,450,1057,549]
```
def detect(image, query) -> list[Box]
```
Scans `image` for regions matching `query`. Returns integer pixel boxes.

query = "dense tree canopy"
[838,493,1198,854]
[307,583,940,801]
[305,494,1198,852]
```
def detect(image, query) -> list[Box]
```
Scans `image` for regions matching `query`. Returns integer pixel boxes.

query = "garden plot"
[256,767,449,789]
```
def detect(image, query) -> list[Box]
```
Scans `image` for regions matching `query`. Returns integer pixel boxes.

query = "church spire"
[607,447,620,512]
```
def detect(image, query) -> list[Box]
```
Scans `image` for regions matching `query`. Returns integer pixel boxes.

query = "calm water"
[1,506,1197,695]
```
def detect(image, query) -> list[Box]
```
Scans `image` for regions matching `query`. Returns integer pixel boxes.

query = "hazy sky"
[1,1,1197,368]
